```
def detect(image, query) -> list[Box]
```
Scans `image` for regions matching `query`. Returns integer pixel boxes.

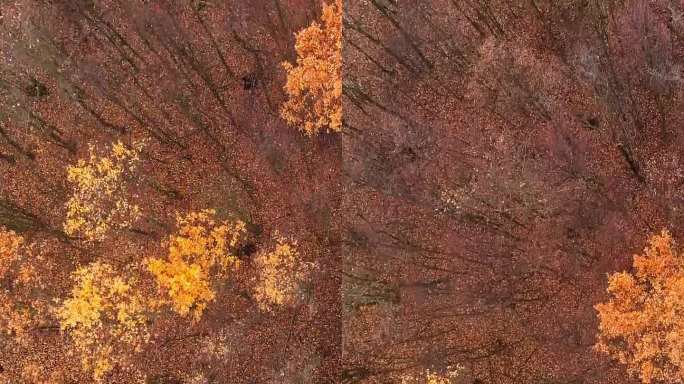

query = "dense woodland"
[0,0,683,383]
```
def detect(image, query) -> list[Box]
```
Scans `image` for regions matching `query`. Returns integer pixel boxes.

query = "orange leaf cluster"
[281,0,342,135]
[147,210,245,321]
[595,230,684,383]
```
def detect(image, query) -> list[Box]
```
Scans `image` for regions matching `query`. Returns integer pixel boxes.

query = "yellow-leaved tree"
[281,0,342,135]
[595,230,684,383]
[253,238,311,311]
[64,140,143,242]
[56,261,149,382]
[147,209,245,321]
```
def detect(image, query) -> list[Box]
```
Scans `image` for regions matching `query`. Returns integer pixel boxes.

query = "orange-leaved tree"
[281,0,342,135]
[595,230,684,383]
[147,209,245,321]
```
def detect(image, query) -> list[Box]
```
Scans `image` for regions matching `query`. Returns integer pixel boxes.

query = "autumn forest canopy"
[0,0,683,383]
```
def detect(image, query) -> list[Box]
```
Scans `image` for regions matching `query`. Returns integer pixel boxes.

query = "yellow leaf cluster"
[426,372,451,384]
[64,140,143,242]
[147,210,245,321]
[56,261,149,382]
[253,239,309,311]
[281,0,342,135]
[595,230,684,383]
[147,257,214,322]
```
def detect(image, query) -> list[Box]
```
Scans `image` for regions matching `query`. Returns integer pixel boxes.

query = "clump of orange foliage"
[595,230,684,383]
[281,0,342,135]
[147,210,245,321]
